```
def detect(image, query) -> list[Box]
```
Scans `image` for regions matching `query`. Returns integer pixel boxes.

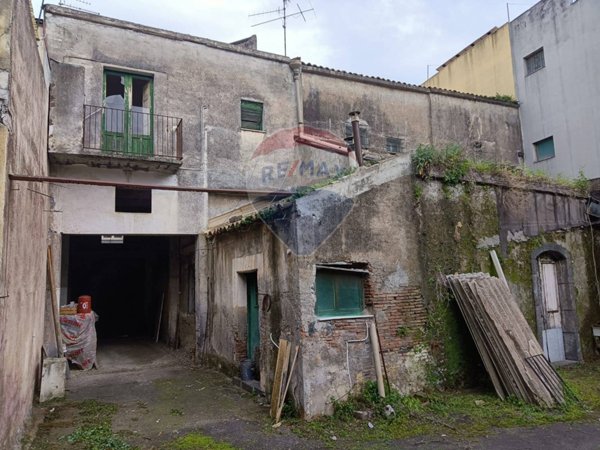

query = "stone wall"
[417,176,599,386]
[0,0,49,447]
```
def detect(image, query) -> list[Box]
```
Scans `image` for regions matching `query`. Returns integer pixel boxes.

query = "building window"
[534,136,555,161]
[103,70,154,155]
[241,100,263,130]
[525,48,545,76]
[115,187,152,213]
[385,137,405,154]
[315,269,364,317]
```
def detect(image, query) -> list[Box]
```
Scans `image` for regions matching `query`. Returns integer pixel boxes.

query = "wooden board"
[270,339,290,418]
[276,344,299,423]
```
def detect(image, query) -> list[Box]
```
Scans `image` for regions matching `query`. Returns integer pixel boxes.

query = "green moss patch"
[164,432,236,450]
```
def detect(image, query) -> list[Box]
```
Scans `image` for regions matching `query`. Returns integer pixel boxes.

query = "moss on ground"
[163,432,236,450]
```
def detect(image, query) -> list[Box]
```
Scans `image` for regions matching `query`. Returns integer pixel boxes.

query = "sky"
[32,0,539,85]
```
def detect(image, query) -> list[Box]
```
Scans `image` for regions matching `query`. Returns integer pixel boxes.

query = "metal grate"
[83,105,183,160]
[525,48,545,76]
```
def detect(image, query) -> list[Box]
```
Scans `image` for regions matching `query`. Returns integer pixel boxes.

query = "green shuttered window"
[534,136,555,161]
[241,100,263,130]
[315,270,364,317]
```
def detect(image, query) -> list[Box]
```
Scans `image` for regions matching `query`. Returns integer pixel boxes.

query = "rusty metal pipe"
[349,111,363,166]
[8,174,291,197]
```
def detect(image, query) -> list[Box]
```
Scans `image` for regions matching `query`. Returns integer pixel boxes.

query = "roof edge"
[302,63,519,107]
[43,5,291,65]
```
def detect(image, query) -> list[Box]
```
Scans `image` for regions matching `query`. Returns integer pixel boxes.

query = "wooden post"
[47,246,63,355]
[369,321,386,398]
[490,250,509,290]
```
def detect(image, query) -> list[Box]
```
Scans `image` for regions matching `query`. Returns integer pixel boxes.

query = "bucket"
[240,359,254,381]
[77,295,92,314]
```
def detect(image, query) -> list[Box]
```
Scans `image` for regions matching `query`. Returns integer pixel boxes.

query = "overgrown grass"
[164,432,236,450]
[290,362,600,444]
[411,144,590,194]
[65,424,131,450]
[61,400,131,450]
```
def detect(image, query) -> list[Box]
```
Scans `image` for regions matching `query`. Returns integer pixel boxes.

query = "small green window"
[534,136,555,161]
[315,269,364,317]
[241,100,263,130]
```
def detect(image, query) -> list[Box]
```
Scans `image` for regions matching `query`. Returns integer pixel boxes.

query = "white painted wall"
[510,0,600,178]
[50,165,203,235]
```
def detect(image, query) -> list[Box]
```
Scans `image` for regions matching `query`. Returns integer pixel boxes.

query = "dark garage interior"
[65,235,170,340]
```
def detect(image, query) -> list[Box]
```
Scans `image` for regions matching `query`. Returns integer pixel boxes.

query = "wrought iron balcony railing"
[83,105,182,160]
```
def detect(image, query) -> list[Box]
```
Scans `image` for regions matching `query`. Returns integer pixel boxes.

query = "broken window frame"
[315,267,365,318]
[385,137,405,154]
[102,70,154,156]
[240,99,264,131]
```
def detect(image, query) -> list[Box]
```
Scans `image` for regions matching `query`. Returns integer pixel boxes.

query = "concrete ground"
[27,340,600,449]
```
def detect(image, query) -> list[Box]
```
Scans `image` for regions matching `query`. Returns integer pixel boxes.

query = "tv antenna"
[250,0,315,56]
[56,0,99,15]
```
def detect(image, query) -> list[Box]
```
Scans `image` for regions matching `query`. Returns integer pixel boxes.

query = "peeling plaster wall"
[205,224,300,397]
[0,0,49,447]
[208,156,432,418]
[302,68,521,164]
[43,5,297,228]
[43,7,297,175]
[295,164,428,417]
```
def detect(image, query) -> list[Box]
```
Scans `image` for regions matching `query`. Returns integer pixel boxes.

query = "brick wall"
[371,286,427,353]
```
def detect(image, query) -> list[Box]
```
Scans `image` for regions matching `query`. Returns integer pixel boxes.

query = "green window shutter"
[241,100,263,130]
[534,136,555,161]
[336,274,363,314]
[315,270,364,317]
[316,271,336,316]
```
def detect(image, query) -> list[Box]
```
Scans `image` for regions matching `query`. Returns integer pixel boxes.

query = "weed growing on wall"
[412,144,590,195]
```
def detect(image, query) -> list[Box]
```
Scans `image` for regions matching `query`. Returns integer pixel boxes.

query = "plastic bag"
[60,312,98,370]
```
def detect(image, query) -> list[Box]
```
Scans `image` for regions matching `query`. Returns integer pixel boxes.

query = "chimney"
[349,111,363,166]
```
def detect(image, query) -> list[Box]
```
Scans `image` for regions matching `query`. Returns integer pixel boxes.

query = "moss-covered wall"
[417,178,599,386]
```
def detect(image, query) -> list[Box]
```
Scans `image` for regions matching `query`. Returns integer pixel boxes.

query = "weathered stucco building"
[4,1,600,442]
[41,2,521,373]
[0,1,50,447]
[205,152,599,417]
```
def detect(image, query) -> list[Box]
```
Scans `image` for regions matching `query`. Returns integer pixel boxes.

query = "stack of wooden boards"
[270,338,299,423]
[446,273,565,407]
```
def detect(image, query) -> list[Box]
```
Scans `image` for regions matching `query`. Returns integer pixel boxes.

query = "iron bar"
[83,105,183,160]
[9,174,292,197]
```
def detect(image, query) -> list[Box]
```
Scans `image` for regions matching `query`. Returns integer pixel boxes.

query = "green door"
[102,71,154,156]
[246,273,259,361]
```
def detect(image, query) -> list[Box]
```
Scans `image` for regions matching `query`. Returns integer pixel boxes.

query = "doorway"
[531,244,582,363]
[65,235,169,339]
[246,272,259,362]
